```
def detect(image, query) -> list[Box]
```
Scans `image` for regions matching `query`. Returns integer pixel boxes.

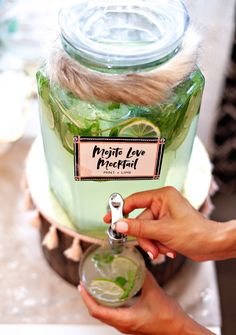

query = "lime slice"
[169,90,202,150]
[89,279,125,302]
[111,256,138,279]
[120,270,136,300]
[64,130,74,152]
[40,98,55,129]
[60,116,75,153]
[119,119,160,138]
[111,256,139,300]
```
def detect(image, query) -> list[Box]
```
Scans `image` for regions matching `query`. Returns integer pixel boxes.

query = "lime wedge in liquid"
[40,98,55,129]
[119,119,160,138]
[111,256,138,278]
[89,279,125,302]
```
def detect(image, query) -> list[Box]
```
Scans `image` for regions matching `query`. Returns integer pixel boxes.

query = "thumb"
[115,217,169,240]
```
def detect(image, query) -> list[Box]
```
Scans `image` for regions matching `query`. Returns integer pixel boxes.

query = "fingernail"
[78,285,82,293]
[166,252,175,259]
[147,252,154,260]
[115,221,128,233]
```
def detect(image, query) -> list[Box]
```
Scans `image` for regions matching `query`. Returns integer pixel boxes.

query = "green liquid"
[80,245,145,307]
[37,69,204,236]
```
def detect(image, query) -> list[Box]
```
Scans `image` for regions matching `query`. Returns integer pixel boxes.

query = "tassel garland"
[29,211,41,229]
[42,226,59,250]
[64,237,83,262]
[24,190,35,211]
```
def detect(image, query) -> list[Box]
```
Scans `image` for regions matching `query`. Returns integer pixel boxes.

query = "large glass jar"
[37,0,205,237]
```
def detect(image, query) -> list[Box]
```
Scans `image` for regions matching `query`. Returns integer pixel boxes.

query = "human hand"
[79,271,214,335]
[104,187,222,262]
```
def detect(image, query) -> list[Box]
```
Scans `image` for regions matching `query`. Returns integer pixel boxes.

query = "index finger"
[103,202,155,224]
[104,188,168,223]
[123,189,160,215]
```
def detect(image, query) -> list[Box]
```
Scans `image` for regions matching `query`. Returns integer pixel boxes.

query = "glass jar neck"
[59,0,189,73]
[61,34,181,74]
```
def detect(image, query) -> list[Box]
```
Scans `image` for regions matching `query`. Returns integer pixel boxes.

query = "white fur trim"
[47,27,201,106]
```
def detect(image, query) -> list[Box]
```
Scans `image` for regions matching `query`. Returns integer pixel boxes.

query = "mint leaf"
[108,102,120,110]
[92,252,114,266]
[109,127,119,137]
[115,277,128,288]
[120,270,136,300]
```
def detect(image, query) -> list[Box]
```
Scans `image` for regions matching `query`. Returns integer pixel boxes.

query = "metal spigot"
[107,193,127,253]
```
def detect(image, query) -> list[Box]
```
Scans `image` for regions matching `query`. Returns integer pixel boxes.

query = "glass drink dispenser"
[37,0,204,236]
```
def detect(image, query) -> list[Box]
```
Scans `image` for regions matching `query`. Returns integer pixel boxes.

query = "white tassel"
[64,237,82,262]
[42,226,59,250]
[21,174,29,190]
[209,179,219,196]
[29,211,41,229]
[24,190,35,211]
[201,197,215,218]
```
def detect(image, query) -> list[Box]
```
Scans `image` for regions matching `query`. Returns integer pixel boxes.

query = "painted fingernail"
[115,221,128,233]
[147,252,154,260]
[166,252,175,259]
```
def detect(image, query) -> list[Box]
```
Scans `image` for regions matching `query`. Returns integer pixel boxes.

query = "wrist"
[212,220,236,260]
[192,219,225,261]
[158,302,214,335]
[180,315,215,334]
[163,307,194,335]
[203,220,226,261]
